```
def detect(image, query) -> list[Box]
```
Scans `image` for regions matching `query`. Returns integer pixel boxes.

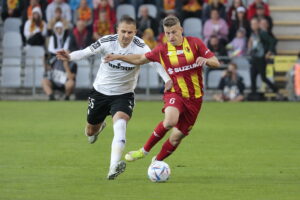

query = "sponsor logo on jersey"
[108,62,134,71]
[204,49,210,55]
[168,62,201,75]
[91,41,101,50]
[167,50,184,56]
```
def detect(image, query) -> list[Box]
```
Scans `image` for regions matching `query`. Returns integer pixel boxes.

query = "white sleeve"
[69,47,94,61]
[24,21,30,39]
[151,62,171,83]
[48,36,55,54]
[69,39,103,61]
[63,37,70,51]
[141,44,171,83]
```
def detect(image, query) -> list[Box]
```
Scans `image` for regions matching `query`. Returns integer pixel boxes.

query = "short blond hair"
[163,16,180,27]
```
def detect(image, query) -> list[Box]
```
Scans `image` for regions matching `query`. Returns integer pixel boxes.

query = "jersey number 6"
[169,98,176,104]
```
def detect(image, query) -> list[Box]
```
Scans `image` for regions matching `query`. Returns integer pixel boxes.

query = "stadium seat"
[183,17,202,39]
[2,32,22,48]
[137,4,157,18]
[1,66,21,87]
[138,64,160,88]
[2,31,22,48]
[116,4,136,21]
[23,46,45,87]
[2,47,22,66]
[207,70,223,89]
[75,59,92,88]
[1,47,22,88]
[3,17,21,33]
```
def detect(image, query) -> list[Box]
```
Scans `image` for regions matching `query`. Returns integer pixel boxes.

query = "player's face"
[117,22,137,47]
[164,24,183,46]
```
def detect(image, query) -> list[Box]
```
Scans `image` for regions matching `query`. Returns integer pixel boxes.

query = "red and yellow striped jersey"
[145,36,214,99]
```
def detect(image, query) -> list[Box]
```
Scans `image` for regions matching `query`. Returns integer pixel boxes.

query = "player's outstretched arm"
[196,56,220,68]
[57,47,95,62]
[104,54,150,65]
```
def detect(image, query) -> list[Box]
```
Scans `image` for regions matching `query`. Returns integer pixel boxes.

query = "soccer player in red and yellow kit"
[104,16,220,162]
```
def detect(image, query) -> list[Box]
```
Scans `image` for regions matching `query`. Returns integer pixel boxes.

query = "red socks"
[156,139,178,161]
[143,121,169,152]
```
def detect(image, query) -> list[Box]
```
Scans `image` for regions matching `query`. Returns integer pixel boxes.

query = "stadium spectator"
[226,0,246,27]
[253,3,273,32]
[73,0,93,26]
[180,0,203,21]
[93,0,114,8]
[56,16,171,179]
[47,6,71,35]
[20,0,47,45]
[48,22,70,56]
[247,0,270,20]
[259,17,276,45]
[92,10,115,41]
[69,0,93,11]
[226,27,247,58]
[22,0,47,22]
[1,0,24,21]
[142,28,157,50]
[46,0,72,23]
[137,5,159,37]
[93,0,116,26]
[207,35,227,58]
[157,0,178,18]
[228,6,251,41]
[202,0,226,23]
[42,58,77,101]
[214,62,245,102]
[248,18,278,95]
[104,15,220,164]
[23,7,47,46]
[69,20,93,51]
[203,8,228,45]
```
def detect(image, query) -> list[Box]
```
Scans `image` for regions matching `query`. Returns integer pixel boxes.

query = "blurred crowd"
[1,0,275,56]
[1,0,281,101]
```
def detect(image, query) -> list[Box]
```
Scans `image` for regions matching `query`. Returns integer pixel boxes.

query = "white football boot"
[107,161,126,180]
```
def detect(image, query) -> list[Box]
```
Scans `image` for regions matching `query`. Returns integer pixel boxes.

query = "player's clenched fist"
[195,57,208,66]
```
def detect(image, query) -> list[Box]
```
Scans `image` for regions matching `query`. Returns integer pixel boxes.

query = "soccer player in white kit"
[56,16,171,180]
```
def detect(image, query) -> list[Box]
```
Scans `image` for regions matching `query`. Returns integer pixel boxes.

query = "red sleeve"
[145,45,162,63]
[194,38,214,58]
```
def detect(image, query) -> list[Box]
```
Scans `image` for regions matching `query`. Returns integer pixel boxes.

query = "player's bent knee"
[163,119,178,129]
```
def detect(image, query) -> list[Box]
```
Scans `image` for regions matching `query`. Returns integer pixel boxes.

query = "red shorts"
[163,92,203,135]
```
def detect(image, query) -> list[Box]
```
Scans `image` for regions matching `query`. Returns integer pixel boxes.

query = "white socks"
[110,119,127,168]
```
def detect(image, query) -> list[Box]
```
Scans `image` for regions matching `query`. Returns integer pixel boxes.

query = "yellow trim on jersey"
[160,52,175,92]
[159,53,166,69]
[167,42,179,66]
[183,38,194,63]
[191,72,202,98]
[177,76,190,98]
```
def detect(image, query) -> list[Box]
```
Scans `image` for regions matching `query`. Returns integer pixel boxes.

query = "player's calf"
[85,122,106,144]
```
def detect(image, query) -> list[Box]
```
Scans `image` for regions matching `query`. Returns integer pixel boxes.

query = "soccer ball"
[147,161,171,182]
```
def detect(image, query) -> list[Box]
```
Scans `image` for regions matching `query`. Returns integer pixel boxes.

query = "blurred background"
[0,0,299,102]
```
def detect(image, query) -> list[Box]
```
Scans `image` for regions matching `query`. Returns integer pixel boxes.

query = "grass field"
[0,101,300,200]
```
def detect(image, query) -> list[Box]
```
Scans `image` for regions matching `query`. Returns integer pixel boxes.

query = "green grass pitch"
[0,101,299,200]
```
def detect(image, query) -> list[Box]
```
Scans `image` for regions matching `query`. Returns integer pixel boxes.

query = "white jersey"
[69,34,170,95]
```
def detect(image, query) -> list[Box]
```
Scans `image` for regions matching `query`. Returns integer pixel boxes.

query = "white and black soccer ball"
[147,161,171,182]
